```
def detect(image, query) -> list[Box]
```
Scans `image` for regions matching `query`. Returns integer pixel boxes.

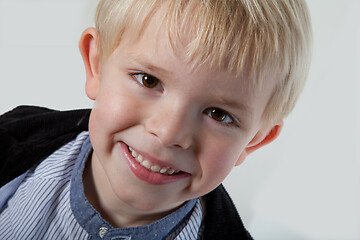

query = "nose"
[145,102,194,149]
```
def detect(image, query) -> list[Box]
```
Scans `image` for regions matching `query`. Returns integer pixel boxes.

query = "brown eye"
[210,109,226,122]
[132,73,160,89]
[141,74,158,88]
[205,108,234,125]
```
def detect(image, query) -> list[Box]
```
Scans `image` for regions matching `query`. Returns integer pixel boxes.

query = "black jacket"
[0,106,253,240]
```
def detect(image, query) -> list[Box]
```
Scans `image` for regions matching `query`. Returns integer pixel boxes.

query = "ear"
[79,27,101,100]
[235,120,283,166]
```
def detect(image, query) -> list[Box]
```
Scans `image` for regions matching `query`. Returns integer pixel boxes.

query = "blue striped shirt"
[0,132,203,239]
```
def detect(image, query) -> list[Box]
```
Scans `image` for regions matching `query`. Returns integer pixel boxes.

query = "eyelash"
[130,72,161,90]
[204,108,237,127]
[129,71,238,128]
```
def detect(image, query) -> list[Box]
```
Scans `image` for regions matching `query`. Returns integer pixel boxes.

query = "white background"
[0,0,359,239]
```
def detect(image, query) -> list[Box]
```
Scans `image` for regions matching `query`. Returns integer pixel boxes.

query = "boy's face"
[82,11,280,220]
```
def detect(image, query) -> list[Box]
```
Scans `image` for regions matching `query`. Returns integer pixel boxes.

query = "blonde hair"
[95,0,312,126]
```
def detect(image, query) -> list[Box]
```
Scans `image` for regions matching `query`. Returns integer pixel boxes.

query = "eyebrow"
[128,54,171,75]
[216,96,250,114]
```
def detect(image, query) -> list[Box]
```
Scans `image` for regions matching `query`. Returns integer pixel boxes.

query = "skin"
[79,10,283,228]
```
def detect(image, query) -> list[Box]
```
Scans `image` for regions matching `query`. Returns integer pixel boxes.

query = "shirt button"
[98,227,108,238]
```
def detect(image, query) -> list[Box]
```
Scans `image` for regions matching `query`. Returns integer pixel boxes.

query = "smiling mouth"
[128,146,181,175]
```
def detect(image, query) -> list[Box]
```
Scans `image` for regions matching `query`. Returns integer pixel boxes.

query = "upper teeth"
[129,147,180,175]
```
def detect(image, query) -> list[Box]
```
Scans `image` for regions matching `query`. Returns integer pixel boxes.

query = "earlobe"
[79,27,101,100]
[235,151,248,166]
[234,120,284,166]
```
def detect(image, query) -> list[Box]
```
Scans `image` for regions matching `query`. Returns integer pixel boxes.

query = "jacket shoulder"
[202,184,253,239]
[0,105,91,187]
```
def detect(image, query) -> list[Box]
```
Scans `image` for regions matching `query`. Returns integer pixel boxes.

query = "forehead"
[114,1,266,83]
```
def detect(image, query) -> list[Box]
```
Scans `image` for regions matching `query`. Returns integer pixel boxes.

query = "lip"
[119,142,191,185]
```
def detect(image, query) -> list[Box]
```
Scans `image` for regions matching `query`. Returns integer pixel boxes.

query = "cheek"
[88,92,142,164]
[200,139,244,182]
[90,87,143,135]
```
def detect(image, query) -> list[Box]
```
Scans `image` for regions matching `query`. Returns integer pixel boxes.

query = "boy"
[0,0,311,239]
